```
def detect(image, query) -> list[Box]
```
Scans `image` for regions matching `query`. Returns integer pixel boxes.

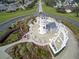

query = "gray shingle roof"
[0,4,7,11]
[46,22,57,30]
[7,4,17,11]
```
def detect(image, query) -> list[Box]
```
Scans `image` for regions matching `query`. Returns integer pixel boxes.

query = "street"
[56,27,79,59]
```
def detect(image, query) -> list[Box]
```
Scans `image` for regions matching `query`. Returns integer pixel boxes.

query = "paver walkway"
[0,26,78,59]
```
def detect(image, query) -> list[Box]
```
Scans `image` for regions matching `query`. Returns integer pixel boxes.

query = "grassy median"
[0,6,36,24]
[62,20,79,41]
[43,4,79,22]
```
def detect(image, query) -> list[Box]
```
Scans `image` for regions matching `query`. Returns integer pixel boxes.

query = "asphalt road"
[45,13,79,27]
[55,27,79,59]
[0,0,79,32]
[0,25,78,59]
[0,1,79,58]
[0,14,35,32]
[0,16,24,31]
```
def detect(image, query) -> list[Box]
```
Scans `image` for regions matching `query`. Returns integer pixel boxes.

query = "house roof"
[7,4,17,11]
[64,5,75,11]
[0,4,7,10]
[46,22,57,29]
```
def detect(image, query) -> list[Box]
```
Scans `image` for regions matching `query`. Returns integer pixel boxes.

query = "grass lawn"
[43,4,79,22]
[0,32,19,46]
[62,20,79,41]
[7,43,52,59]
[0,32,4,35]
[62,20,79,34]
[0,6,36,24]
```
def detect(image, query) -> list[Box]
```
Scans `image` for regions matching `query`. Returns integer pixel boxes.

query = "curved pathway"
[0,38,32,59]
[0,26,79,59]
[0,0,79,59]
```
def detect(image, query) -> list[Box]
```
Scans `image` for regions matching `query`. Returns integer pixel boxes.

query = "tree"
[16,20,29,35]
[75,0,79,3]
[76,7,79,17]
[75,3,79,17]
[45,0,55,7]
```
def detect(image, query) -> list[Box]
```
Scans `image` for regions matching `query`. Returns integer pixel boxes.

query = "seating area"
[27,15,69,54]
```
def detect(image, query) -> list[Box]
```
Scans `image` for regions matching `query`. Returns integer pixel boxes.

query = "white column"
[38,17,47,34]
[38,0,43,13]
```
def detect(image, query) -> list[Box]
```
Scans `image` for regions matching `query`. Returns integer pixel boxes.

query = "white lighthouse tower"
[38,15,47,34]
[37,0,47,34]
